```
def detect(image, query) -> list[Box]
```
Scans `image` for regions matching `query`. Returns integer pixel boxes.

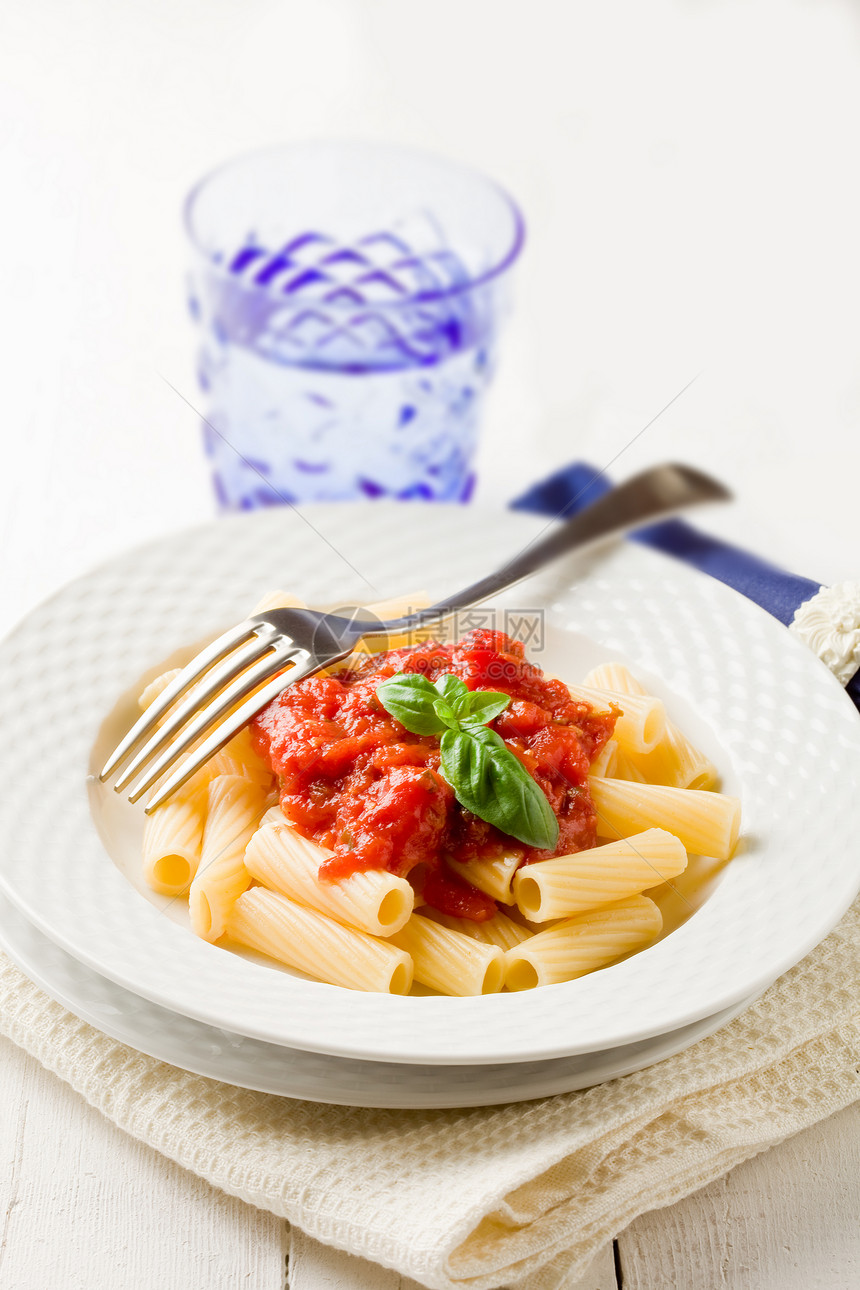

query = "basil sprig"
[375,672,559,850]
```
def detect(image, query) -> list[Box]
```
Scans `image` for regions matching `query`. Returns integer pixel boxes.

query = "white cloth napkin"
[1,893,858,1290]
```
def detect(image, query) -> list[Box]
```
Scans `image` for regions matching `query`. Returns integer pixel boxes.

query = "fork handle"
[406,462,730,623]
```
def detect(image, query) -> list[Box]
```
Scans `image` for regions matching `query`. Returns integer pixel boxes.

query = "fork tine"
[143,651,318,812]
[128,641,306,804]
[99,619,260,782]
[112,625,281,792]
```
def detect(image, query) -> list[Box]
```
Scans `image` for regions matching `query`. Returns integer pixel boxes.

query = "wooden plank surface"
[289,1229,420,1290]
[288,1229,619,1290]
[618,1101,860,1290]
[0,1035,288,1290]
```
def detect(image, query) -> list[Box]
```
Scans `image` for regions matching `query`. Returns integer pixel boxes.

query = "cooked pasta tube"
[188,775,269,941]
[630,739,718,792]
[582,662,643,694]
[568,684,665,754]
[589,777,741,860]
[138,667,182,712]
[612,747,648,783]
[425,908,533,951]
[244,808,414,937]
[504,895,663,990]
[200,726,274,787]
[584,663,718,790]
[142,794,205,895]
[172,731,275,803]
[512,828,688,922]
[446,850,522,904]
[589,737,618,779]
[226,887,413,994]
[389,913,505,995]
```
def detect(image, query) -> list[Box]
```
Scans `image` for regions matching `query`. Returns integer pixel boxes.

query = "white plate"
[0,893,764,1108]
[0,504,858,1064]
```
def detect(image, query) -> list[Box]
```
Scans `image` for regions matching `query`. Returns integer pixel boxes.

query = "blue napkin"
[512,461,860,712]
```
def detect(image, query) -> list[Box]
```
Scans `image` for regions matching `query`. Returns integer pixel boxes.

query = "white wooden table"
[1,1,859,1285]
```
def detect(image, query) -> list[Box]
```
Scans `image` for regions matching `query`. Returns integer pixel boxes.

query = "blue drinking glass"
[184,143,524,509]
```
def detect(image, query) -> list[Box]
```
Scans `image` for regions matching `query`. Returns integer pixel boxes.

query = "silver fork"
[100,462,730,812]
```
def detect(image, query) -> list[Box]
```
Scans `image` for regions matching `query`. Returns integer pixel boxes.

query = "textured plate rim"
[0,891,767,1108]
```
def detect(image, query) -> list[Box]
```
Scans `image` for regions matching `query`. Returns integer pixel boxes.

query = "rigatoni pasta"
[504,896,663,990]
[244,808,414,937]
[589,777,741,861]
[226,887,414,994]
[631,738,718,792]
[611,747,649,783]
[142,791,206,895]
[588,737,619,779]
[188,774,270,941]
[202,726,275,787]
[425,908,533,951]
[446,850,522,904]
[567,684,665,754]
[137,667,182,713]
[583,662,718,790]
[389,913,505,995]
[133,588,741,996]
[581,662,640,694]
[512,829,688,922]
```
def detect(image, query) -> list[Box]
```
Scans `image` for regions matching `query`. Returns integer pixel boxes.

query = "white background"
[1,0,859,639]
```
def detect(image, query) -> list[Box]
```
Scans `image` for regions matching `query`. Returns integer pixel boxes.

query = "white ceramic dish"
[0,893,763,1108]
[0,504,858,1064]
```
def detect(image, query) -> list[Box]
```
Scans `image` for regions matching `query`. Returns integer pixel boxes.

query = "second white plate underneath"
[0,894,762,1109]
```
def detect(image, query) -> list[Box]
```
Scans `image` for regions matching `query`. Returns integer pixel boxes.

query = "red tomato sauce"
[252,630,617,921]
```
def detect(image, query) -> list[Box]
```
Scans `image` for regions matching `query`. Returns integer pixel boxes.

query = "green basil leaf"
[459,722,507,752]
[432,698,460,730]
[375,673,447,736]
[458,690,511,725]
[439,727,559,850]
[378,670,557,850]
[434,673,510,726]
[464,727,510,753]
[435,673,468,704]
